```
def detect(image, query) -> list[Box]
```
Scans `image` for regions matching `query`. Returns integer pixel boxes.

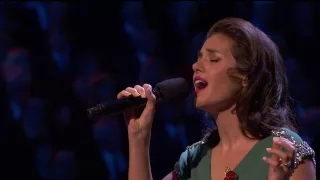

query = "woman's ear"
[242,76,248,88]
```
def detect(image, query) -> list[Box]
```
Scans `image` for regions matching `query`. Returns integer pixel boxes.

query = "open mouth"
[194,77,208,92]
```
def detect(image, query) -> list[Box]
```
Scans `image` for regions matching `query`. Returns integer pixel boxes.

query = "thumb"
[140,84,156,119]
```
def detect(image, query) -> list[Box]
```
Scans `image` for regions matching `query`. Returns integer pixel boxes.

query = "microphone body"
[87,91,157,117]
[86,78,189,118]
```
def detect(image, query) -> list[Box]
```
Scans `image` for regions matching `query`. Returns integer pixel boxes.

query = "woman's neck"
[213,106,255,151]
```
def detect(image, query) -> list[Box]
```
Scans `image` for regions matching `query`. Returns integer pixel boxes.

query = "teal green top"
[174,128,316,180]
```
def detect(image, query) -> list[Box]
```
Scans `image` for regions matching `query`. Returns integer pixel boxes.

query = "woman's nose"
[192,61,203,73]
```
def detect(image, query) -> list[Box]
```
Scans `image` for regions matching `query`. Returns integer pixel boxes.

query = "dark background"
[0,2,319,180]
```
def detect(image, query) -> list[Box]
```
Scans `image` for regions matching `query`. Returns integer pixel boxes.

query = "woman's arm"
[290,160,316,180]
[128,137,153,180]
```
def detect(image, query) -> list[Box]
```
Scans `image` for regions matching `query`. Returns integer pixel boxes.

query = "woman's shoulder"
[270,127,316,168]
[174,140,208,179]
[271,128,303,143]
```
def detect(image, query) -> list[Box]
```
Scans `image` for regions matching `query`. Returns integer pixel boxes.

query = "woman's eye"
[210,59,220,62]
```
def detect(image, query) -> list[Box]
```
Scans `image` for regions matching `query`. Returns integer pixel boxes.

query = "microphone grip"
[86,96,148,118]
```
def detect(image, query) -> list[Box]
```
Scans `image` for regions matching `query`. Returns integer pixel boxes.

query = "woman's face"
[192,33,243,114]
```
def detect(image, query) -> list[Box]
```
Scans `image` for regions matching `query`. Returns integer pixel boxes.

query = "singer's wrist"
[128,133,151,148]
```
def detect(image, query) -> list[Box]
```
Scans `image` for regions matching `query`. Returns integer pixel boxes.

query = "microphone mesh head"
[154,78,189,102]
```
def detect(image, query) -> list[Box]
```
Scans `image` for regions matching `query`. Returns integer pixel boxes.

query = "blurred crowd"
[0,2,319,180]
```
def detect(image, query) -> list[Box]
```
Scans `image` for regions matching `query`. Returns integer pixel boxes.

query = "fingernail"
[266,148,271,151]
[141,91,146,98]
[262,157,267,161]
[147,86,152,94]
[273,137,279,142]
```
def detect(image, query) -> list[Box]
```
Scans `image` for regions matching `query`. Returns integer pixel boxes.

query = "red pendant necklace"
[224,167,238,180]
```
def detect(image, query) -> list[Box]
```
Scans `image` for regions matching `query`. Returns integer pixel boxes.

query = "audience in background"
[0,2,319,180]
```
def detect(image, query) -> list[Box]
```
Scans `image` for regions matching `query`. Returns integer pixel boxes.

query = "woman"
[117,18,316,180]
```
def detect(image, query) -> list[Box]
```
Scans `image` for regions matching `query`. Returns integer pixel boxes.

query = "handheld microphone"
[86,77,190,118]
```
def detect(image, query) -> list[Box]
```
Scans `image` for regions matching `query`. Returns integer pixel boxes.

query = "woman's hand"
[263,137,296,180]
[117,84,156,143]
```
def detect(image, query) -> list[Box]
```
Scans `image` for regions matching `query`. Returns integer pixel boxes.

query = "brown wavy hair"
[204,17,297,141]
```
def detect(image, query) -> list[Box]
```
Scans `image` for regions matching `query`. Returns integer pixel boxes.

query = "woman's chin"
[195,99,221,114]
[195,99,210,111]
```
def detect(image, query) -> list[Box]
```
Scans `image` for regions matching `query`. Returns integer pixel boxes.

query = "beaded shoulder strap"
[271,128,316,169]
[174,140,206,180]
